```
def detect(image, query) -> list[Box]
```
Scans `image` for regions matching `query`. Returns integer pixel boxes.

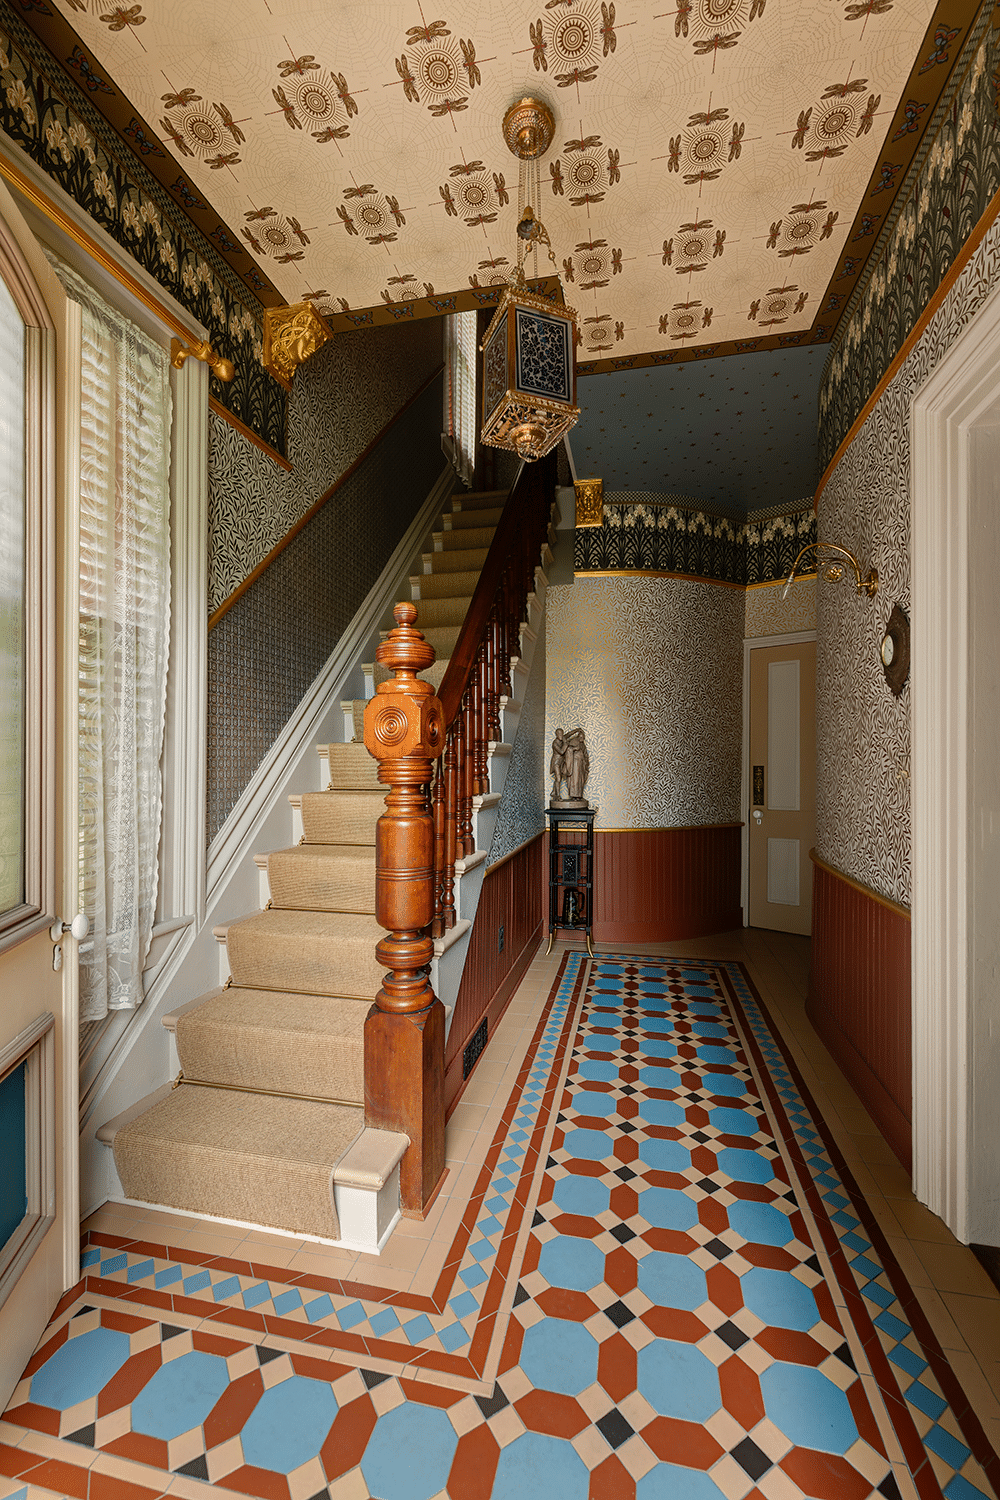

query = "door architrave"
[911,281,1000,1244]
[741,629,816,927]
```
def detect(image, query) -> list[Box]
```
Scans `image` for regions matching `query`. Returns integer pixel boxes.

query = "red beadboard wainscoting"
[808,852,912,1170]
[445,835,544,1115]
[548,824,742,944]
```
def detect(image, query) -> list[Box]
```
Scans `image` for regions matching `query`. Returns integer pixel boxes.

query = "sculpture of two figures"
[549,726,589,807]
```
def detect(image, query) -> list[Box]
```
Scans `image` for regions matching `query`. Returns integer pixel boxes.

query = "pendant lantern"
[479,98,580,463]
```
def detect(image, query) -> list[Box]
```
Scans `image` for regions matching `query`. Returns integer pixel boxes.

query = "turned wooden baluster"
[459,692,475,855]
[431,763,445,940]
[486,607,502,744]
[363,602,446,1217]
[442,727,458,930]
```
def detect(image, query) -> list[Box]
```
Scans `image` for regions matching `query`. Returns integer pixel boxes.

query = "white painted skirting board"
[911,279,1000,1245]
[105,1196,401,1256]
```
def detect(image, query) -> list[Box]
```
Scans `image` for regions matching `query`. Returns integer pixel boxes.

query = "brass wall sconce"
[170,336,235,382]
[574,477,603,528]
[782,541,878,601]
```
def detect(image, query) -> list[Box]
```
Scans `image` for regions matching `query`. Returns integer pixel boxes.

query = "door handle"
[50,913,89,971]
[752,809,763,825]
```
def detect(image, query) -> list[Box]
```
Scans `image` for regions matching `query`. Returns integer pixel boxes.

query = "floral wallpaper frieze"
[0,5,286,451]
[575,492,816,585]
[818,4,1000,466]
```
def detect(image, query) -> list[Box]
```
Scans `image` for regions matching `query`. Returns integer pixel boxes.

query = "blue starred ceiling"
[569,346,826,516]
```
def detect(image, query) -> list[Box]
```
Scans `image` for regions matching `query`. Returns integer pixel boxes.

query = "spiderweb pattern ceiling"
[43,0,971,369]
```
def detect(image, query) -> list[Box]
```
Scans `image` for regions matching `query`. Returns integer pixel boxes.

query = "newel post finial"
[363,603,447,1216]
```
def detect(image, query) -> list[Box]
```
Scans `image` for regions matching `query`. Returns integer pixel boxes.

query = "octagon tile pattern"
[2,952,998,1500]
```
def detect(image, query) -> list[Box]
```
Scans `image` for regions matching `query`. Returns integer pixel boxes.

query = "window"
[442,310,477,488]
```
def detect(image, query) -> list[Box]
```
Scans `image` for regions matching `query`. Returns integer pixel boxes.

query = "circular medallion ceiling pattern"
[51,0,958,366]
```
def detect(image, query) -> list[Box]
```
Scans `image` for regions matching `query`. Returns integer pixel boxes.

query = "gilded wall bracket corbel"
[169,337,235,382]
[263,300,334,390]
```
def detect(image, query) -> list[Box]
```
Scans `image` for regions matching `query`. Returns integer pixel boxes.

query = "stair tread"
[175,987,366,1101]
[406,595,472,627]
[317,742,381,789]
[226,907,384,999]
[448,507,502,528]
[265,844,376,913]
[435,527,495,550]
[229,908,382,939]
[113,1087,362,1239]
[299,790,383,846]
[117,1085,362,1156]
[412,569,482,598]
[422,548,490,572]
[452,490,507,508]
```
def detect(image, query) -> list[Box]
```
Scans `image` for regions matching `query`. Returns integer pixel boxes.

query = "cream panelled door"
[747,641,816,935]
[0,176,81,1412]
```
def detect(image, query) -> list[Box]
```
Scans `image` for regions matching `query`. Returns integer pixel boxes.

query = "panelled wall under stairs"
[808,856,912,1170]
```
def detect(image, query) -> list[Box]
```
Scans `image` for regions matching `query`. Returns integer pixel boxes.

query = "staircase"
[99,485,553,1251]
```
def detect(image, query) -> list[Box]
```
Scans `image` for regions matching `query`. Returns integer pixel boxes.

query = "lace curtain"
[50,257,173,1022]
[442,310,477,488]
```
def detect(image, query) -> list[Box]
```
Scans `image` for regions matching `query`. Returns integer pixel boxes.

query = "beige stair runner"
[349,489,509,736]
[112,487,529,1242]
[112,743,386,1240]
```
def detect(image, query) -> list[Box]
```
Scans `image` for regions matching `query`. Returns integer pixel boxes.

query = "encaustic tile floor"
[3,932,1000,1500]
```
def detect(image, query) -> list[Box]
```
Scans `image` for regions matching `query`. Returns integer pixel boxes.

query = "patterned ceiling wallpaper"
[0,3,286,451]
[818,2,999,467]
[18,0,976,373]
[546,574,744,830]
[572,348,825,511]
[208,317,442,612]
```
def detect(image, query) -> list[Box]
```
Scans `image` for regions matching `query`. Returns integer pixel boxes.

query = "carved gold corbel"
[169,337,235,382]
[263,300,334,390]
[574,477,604,528]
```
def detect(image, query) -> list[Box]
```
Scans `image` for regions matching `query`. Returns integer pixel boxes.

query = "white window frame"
[0,225,57,954]
[5,164,209,1098]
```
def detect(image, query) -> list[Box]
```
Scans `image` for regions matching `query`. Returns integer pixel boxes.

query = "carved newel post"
[363,603,446,1217]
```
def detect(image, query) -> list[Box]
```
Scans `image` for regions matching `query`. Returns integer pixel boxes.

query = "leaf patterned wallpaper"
[487,615,547,869]
[815,9,1000,907]
[207,316,442,612]
[546,574,745,831]
[745,575,817,636]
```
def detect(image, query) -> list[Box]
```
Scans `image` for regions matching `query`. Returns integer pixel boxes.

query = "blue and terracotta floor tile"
[2,939,999,1499]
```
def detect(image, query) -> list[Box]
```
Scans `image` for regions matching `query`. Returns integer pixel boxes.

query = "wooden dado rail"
[363,455,557,1215]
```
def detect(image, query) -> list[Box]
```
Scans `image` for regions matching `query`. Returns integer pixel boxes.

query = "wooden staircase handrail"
[363,456,557,1218]
[436,453,555,727]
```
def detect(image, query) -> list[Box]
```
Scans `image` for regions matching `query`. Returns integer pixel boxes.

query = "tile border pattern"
[0,954,997,1500]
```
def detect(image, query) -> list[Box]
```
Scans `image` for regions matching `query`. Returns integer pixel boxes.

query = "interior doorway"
[743,633,816,935]
[912,280,1000,1246]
